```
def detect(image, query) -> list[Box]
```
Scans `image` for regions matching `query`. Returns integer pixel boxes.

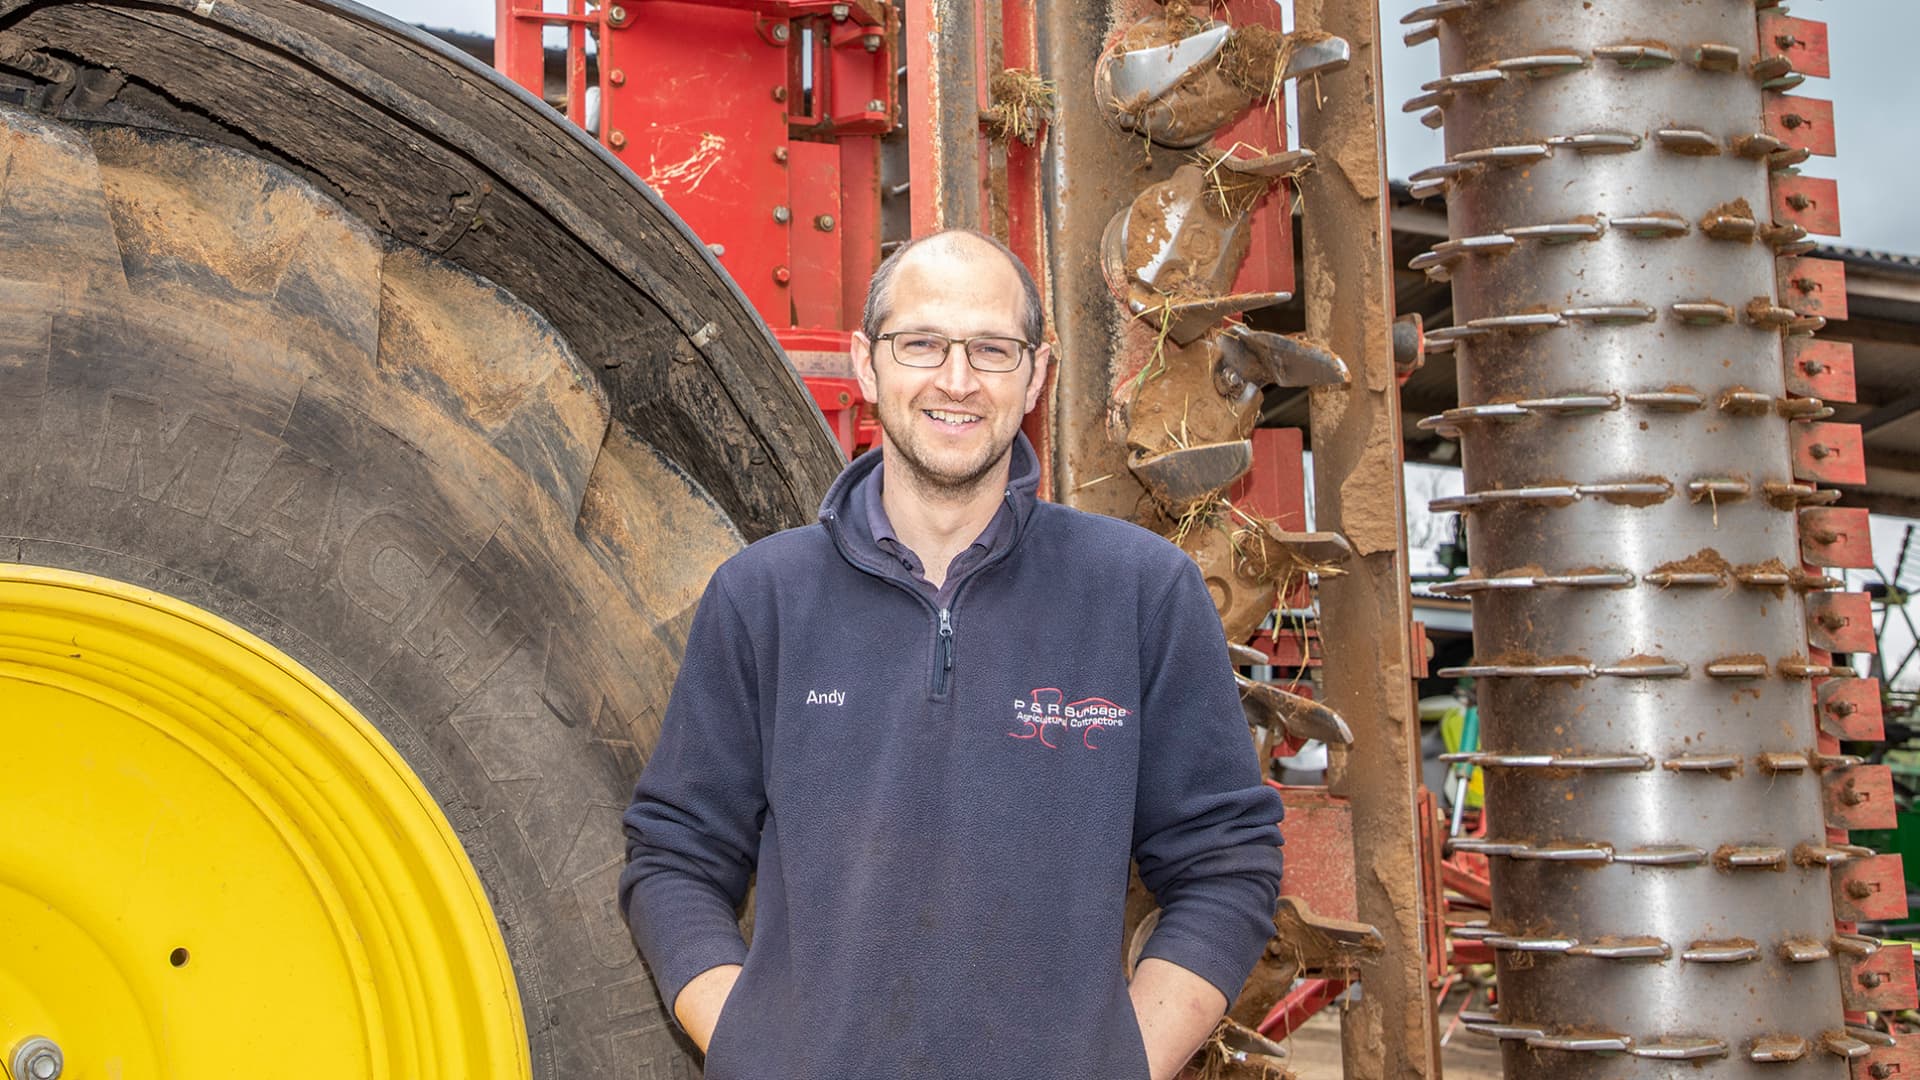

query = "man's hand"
[1129,958,1229,1080]
[674,963,743,1054]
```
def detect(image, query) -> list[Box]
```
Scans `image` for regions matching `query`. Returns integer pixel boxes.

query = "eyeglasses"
[874,331,1033,373]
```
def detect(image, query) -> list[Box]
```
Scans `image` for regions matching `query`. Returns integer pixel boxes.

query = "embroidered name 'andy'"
[1009,687,1133,749]
[806,689,846,706]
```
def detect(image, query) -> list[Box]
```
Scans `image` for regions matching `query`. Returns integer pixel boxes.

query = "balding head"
[860,229,1045,346]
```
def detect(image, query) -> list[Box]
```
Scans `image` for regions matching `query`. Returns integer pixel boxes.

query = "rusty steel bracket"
[1854,1039,1920,1080]
[1774,174,1843,237]
[1824,765,1900,832]
[1801,507,1875,568]
[1792,421,1868,485]
[1786,338,1857,402]
[1765,95,1837,157]
[1808,592,1878,653]
[1757,13,1832,80]
[1219,324,1352,390]
[1779,256,1849,321]
[1832,854,1908,923]
[1820,677,1887,742]
[1840,943,1920,1013]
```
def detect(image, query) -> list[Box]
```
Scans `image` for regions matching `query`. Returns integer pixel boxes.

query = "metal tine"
[1567,938,1670,961]
[1404,23,1438,47]
[1506,222,1605,243]
[1665,754,1742,773]
[1494,54,1587,77]
[1624,390,1707,410]
[1734,133,1787,159]
[1681,940,1761,963]
[1631,1038,1728,1061]
[1794,844,1858,868]
[1518,394,1617,413]
[1408,178,1447,200]
[1735,566,1793,588]
[1429,486,1579,513]
[1402,90,1451,113]
[1702,209,1760,241]
[1720,390,1776,413]
[1593,661,1688,678]
[1705,658,1771,679]
[1512,841,1620,857]
[1848,1026,1898,1048]
[1435,233,1517,258]
[1644,570,1726,587]
[1783,658,1851,678]
[1594,43,1676,69]
[1611,213,1690,237]
[1613,846,1708,866]
[1564,305,1656,324]
[1833,932,1882,957]
[1548,131,1641,154]
[1280,37,1351,82]
[1456,1008,1498,1025]
[1408,161,1482,184]
[1468,312,1566,331]
[1485,935,1578,952]
[1765,480,1835,507]
[1749,1036,1809,1063]
[1399,0,1472,24]
[1422,325,1486,344]
[1419,108,1445,130]
[1435,661,1595,678]
[1447,837,1532,857]
[1720,846,1789,869]
[1654,129,1722,155]
[1748,301,1798,329]
[1449,921,1498,941]
[1688,479,1752,499]
[1575,480,1672,501]
[1692,43,1742,72]
[1820,1032,1871,1060]
[1431,569,1632,594]
[1772,146,1814,170]
[1455,144,1551,167]
[1467,1023,1546,1042]
[1527,1033,1633,1053]
[1812,752,1867,771]
[1757,751,1809,772]
[1422,69,1506,93]
[1781,939,1832,962]
[1671,301,1737,325]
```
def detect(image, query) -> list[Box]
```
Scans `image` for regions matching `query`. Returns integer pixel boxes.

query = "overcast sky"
[372,0,1916,254]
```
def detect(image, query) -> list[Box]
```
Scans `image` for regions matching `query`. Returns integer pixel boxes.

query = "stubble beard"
[875,398,1014,506]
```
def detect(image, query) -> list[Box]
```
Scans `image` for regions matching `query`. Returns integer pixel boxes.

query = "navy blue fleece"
[620,435,1284,1080]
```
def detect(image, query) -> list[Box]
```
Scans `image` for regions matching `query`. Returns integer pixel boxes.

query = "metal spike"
[1527,1033,1633,1053]
[1748,1035,1809,1063]
[1594,43,1677,68]
[1654,128,1722,155]
[1758,752,1809,772]
[1624,390,1707,410]
[1666,754,1742,773]
[1400,0,1472,24]
[1847,1026,1897,1048]
[1672,301,1737,324]
[1688,479,1753,499]
[1467,1022,1546,1042]
[1631,1038,1729,1061]
[1402,90,1451,113]
[1567,938,1670,960]
[1819,1031,1871,1059]
[1507,222,1605,243]
[1719,845,1788,869]
[1420,108,1445,130]
[1720,390,1776,414]
[1421,69,1506,93]
[1563,305,1656,324]
[1781,939,1831,962]
[1612,213,1691,237]
[1437,661,1595,679]
[1455,144,1551,167]
[1547,131,1642,154]
[1644,571,1727,587]
[1702,209,1761,241]
[1692,43,1742,72]
[1469,312,1567,331]
[1404,23,1439,47]
[1734,133,1789,159]
[1682,940,1761,963]
[1487,934,1578,952]
[1833,933,1881,957]
[1594,661,1688,678]
[1705,658,1771,678]
[1494,54,1588,77]
[1613,846,1708,866]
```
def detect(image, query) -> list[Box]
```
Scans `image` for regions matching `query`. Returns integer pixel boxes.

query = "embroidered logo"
[1010,687,1133,749]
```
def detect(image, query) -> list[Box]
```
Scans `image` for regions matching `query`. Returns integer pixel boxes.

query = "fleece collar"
[817,432,1043,574]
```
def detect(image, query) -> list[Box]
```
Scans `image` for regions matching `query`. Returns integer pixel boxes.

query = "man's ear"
[852,332,880,404]
[1023,343,1052,415]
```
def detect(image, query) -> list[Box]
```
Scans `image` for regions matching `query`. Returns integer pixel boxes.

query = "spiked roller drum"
[1406,0,1914,1074]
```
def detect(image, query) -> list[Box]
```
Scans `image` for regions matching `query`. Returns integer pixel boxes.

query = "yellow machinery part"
[0,565,529,1079]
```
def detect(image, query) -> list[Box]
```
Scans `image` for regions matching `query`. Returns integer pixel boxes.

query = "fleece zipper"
[821,501,1022,701]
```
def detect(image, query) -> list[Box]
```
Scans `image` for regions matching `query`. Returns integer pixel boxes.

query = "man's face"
[852,242,1050,498]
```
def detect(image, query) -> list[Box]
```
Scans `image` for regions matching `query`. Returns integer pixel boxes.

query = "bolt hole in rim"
[0,565,529,1079]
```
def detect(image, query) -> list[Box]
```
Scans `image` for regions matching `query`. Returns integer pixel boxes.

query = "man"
[620,230,1284,1080]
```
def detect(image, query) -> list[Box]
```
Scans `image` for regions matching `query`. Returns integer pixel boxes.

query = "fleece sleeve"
[618,569,767,1017]
[1131,558,1286,1002]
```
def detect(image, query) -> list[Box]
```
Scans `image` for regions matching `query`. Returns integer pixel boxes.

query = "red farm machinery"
[0,0,1908,1076]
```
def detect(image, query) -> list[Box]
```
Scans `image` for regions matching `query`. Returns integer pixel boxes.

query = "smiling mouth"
[923,408,981,428]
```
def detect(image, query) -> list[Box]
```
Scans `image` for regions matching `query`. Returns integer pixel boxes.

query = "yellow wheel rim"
[0,565,530,1079]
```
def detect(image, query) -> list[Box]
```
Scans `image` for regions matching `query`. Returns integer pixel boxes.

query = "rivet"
[831,3,849,19]
[772,205,791,224]
[864,33,880,52]
[771,21,790,42]
[773,146,788,163]
[815,214,836,231]
[867,98,885,113]
[609,68,626,86]
[606,4,627,25]
[773,266,791,284]
[772,85,788,103]
[608,129,627,149]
